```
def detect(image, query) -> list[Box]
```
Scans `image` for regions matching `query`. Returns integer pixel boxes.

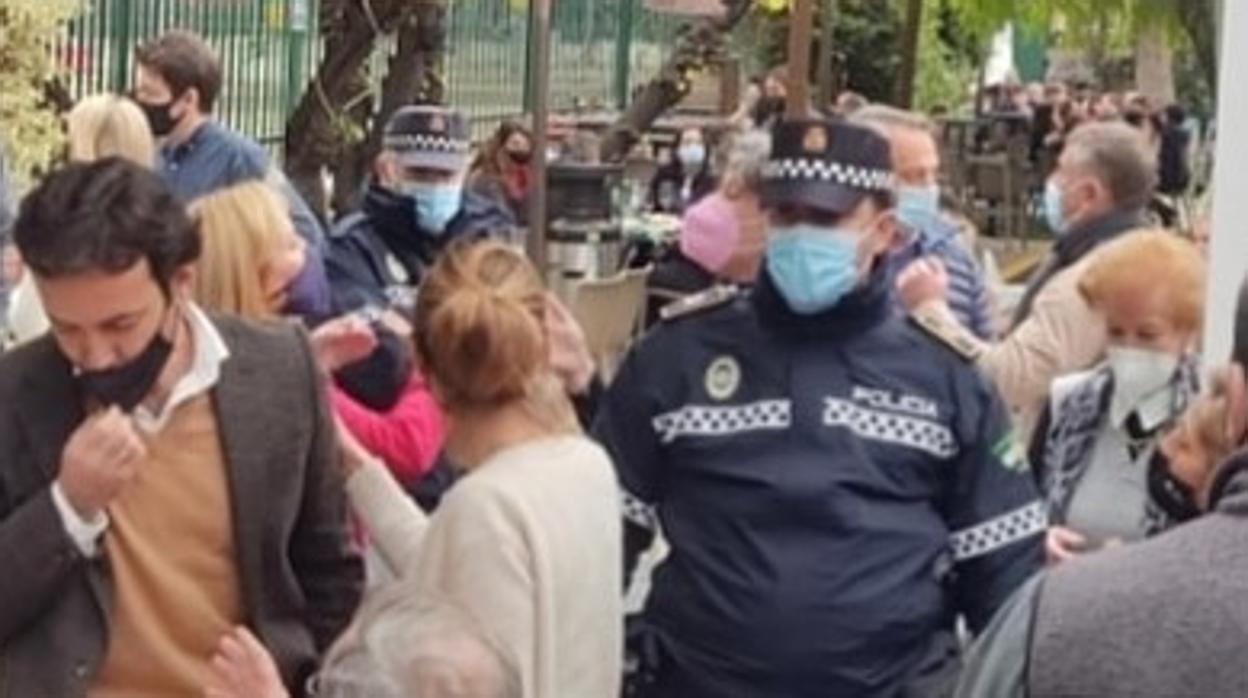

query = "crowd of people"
[0,28,1242,698]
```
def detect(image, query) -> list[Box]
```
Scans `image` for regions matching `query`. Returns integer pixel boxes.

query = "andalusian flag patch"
[992,434,1027,473]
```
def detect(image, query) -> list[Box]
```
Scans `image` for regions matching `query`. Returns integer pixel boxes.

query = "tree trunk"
[1176,0,1219,101]
[1134,23,1175,105]
[895,0,923,108]
[284,0,417,218]
[331,1,449,215]
[600,0,753,163]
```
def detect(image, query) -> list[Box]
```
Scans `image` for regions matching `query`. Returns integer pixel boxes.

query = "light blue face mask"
[895,184,942,235]
[766,224,862,315]
[1043,179,1067,235]
[677,144,707,170]
[399,182,462,236]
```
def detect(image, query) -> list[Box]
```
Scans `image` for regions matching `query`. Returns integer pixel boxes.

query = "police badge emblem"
[429,114,446,133]
[705,356,742,401]
[803,125,828,153]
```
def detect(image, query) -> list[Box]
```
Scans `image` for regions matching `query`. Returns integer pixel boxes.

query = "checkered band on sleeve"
[383,133,471,154]
[762,158,894,192]
[950,501,1048,562]
[651,400,792,444]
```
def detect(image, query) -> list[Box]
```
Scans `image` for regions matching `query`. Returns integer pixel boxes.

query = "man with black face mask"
[0,159,362,697]
[595,119,1043,698]
[132,30,333,321]
[325,105,514,411]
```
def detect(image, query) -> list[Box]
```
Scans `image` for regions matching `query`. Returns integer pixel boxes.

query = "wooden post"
[526,0,553,270]
[815,0,838,112]
[896,0,923,108]
[786,0,814,119]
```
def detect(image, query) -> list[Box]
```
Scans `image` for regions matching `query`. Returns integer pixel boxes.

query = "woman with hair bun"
[206,240,622,698]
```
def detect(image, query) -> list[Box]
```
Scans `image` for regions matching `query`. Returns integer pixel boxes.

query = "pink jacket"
[331,376,446,485]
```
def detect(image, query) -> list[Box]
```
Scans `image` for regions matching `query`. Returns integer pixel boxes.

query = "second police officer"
[595,119,1045,697]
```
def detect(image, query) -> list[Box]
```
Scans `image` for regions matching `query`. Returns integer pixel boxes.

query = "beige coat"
[916,252,1108,441]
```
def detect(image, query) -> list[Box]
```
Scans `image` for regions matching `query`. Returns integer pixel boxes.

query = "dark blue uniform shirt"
[595,267,1044,697]
[325,182,515,409]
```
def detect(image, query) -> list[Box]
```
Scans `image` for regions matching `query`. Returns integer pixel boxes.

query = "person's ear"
[170,263,197,303]
[873,210,904,254]
[178,88,200,116]
[375,153,398,186]
[1224,362,1248,447]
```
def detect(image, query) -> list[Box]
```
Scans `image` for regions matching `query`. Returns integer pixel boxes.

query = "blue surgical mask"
[399,183,462,235]
[1043,179,1067,234]
[766,224,861,314]
[896,184,942,235]
[677,144,707,170]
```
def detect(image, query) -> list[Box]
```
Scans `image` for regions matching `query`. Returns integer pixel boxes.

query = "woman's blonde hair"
[66,94,156,167]
[189,181,292,318]
[415,240,576,430]
[1079,229,1207,333]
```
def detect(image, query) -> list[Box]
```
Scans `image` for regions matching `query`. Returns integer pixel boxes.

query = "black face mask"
[137,98,182,138]
[77,308,178,411]
[507,150,533,166]
[1147,449,1202,523]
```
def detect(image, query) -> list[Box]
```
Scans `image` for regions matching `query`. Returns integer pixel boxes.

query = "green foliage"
[0,0,80,185]
[913,0,978,113]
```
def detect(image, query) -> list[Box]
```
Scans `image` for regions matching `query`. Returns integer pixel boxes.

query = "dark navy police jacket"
[326,183,515,409]
[594,266,1044,697]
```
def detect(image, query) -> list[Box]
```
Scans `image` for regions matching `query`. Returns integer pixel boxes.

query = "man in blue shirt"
[132,30,331,319]
[852,105,997,340]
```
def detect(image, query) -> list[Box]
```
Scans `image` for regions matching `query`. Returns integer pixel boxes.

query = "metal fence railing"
[57,0,318,151]
[55,0,685,152]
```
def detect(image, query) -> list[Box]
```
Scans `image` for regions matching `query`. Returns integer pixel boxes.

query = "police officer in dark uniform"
[594,119,1045,697]
[326,105,514,410]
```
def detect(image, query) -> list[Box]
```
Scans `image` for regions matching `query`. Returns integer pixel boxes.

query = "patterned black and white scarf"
[1039,355,1201,537]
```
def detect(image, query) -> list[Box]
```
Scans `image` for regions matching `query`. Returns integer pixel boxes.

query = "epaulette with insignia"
[909,307,984,362]
[660,284,740,322]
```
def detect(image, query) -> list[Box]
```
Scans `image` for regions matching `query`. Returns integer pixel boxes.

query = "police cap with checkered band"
[761,118,894,215]
[383,105,472,172]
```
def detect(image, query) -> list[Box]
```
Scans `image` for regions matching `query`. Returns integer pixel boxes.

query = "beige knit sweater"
[342,434,623,698]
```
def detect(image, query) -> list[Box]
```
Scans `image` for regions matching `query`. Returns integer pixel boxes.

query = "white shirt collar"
[1113,382,1177,433]
[133,303,230,433]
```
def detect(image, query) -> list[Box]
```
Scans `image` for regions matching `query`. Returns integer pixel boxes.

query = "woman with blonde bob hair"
[190,181,446,486]
[1031,230,1207,563]
[189,181,306,317]
[66,94,156,166]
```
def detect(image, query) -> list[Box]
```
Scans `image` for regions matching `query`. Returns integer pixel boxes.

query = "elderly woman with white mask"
[1030,230,1206,563]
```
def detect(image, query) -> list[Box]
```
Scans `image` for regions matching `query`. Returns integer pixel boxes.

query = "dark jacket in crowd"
[1012,209,1149,328]
[649,162,715,214]
[1158,125,1192,195]
[957,454,1248,698]
[326,182,515,410]
[0,315,363,697]
[596,266,1044,697]
[643,248,716,328]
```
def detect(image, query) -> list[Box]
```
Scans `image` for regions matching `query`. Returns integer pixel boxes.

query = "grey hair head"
[1063,121,1159,212]
[848,104,937,139]
[362,592,522,698]
[721,129,772,192]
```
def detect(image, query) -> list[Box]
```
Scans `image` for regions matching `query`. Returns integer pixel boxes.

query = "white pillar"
[1202,0,1248,367]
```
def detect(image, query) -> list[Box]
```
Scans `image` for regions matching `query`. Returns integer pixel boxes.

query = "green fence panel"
[56,0,690,156]
[57,0,319,158]
[444,0,685,130]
